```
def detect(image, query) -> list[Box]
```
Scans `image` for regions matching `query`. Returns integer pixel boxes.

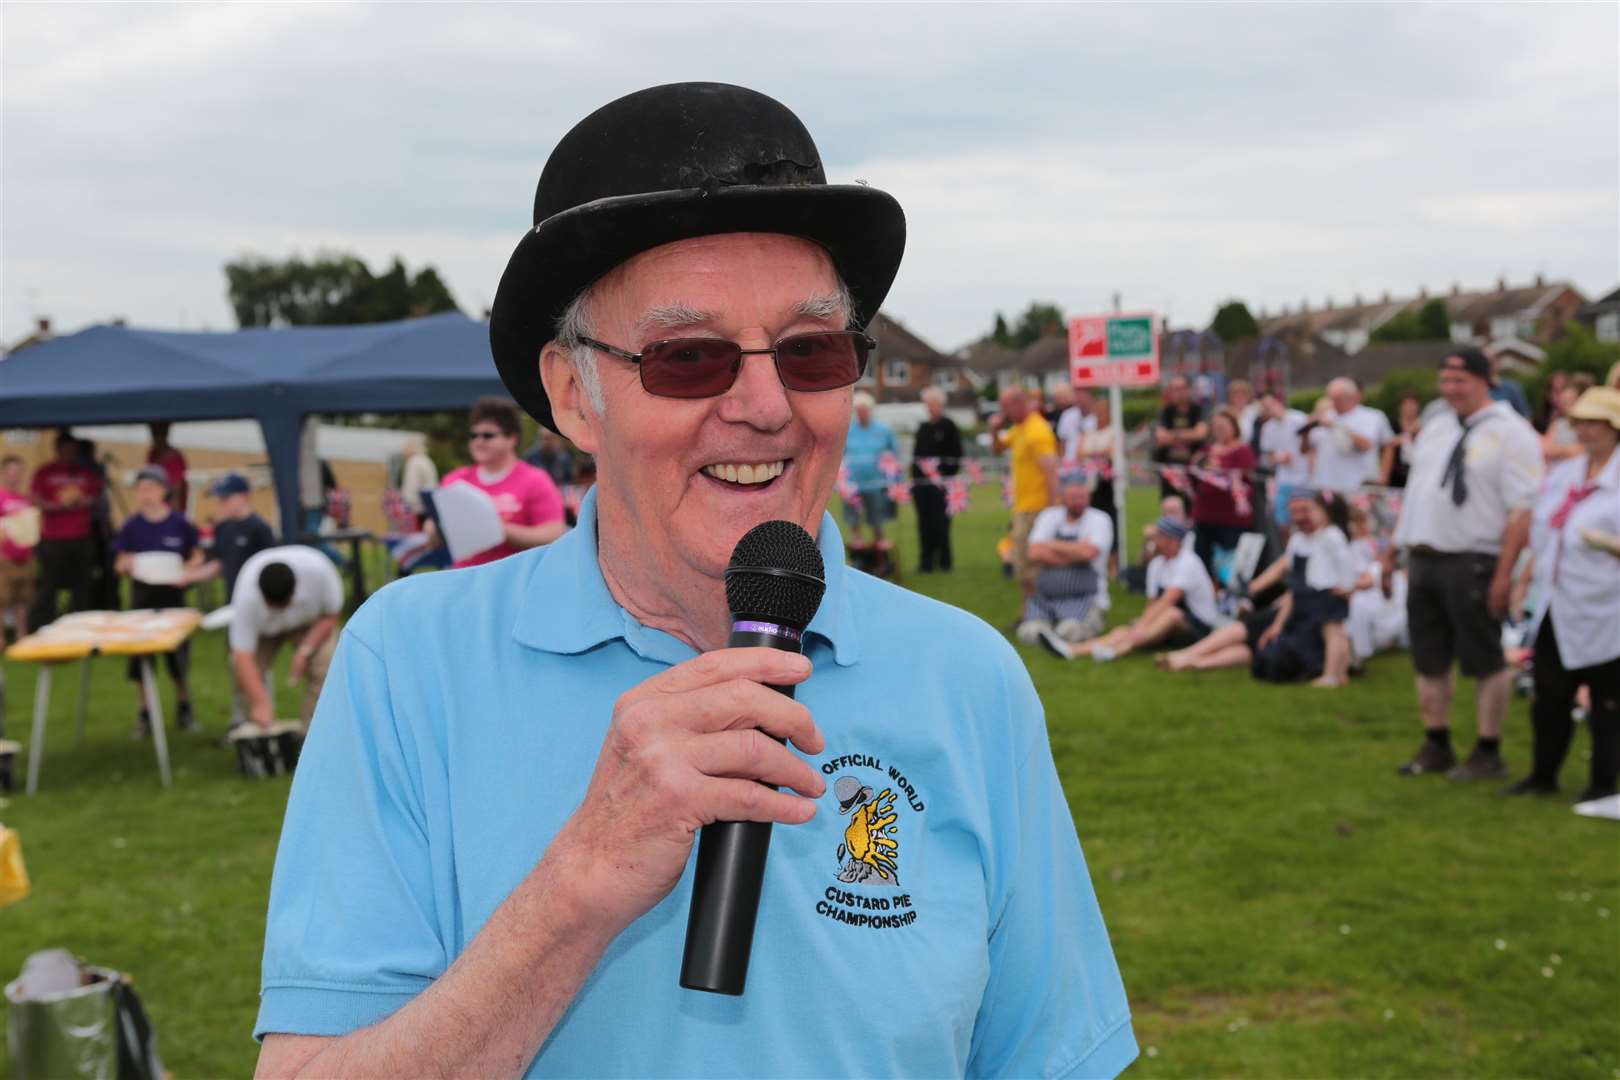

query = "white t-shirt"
[1284,525,1357,592]
[1529,450,1620,670]
[1147,543,1220,628]
[1028,506,1114,609]
[1309,405,1392,491]
[1055,407,1094,460]
[1394,401,1543,556]
[1258,409,1311,486]
[229,545,345,652]
[1235,402,1261,444]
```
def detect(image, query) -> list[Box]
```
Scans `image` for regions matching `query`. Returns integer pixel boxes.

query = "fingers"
[703,776,819,826]
[635,648,812,700]
[635,677,823,754]
[687,729,827,798]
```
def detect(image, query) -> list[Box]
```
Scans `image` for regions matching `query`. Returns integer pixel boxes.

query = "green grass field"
[2,485,1616,1078]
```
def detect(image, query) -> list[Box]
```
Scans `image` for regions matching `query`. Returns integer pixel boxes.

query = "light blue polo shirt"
[256,490,1136,1078]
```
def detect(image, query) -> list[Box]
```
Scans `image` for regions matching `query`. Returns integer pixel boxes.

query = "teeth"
[703,460,786,485]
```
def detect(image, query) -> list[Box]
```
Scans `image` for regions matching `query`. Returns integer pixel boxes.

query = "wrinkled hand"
[843,789,899,883]
[549,649,825,938]
[1487,572,1512,620]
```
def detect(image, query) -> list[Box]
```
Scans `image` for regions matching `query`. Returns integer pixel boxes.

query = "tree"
[224,252,460,328]
[992,313,1011,346]
[1526,320,1620,413]
[1010,302,1064,348]
[1372,298,1451,344]
[1210,300,1259,342]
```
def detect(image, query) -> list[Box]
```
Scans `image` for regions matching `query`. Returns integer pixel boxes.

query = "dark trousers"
[912,482,952,571]
[125,581,191,687]
[1530,619,1620,794]
[29,536,96,629]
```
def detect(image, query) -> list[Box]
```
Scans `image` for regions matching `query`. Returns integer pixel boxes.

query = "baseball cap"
[133,465,170,489]
[1154,516,1190,542]
[1439,346,1494,385]
[212,473,251,497]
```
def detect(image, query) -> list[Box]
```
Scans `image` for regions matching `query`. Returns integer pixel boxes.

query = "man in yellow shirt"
[991,387,1060,596]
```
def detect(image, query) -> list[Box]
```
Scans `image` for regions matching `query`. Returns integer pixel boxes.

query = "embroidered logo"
[813,753,924,930]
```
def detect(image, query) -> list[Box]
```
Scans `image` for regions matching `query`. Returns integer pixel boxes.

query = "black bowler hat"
[489,82,907,432]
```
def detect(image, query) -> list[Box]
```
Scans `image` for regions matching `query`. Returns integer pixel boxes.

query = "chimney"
[110,317,127,327]
[1301,297,1310,313]
[1382,290,1391,303]
[1353,293,1363,307]
[1325,296,1334,310]
[36,317,51,334]
[1419,286,1428,299]
[1451,282,1461,297]
[1496,276,1507,292]
[1535,272,1545,288]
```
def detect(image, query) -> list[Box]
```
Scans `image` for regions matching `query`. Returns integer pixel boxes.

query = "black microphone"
[679,520,826,996]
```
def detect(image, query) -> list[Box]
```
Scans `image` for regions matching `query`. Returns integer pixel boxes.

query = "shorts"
[1009,511,1041,588]
[1162,601,1213,650]
[0,557,35,608]
[842,489,892,531]
[1407,551,1505,678]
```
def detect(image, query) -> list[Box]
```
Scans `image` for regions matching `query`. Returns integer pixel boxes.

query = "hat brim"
[1567,406,1620,430]
[489,184,906,432]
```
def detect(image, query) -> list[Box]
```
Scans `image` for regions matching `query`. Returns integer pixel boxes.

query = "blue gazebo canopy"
[0,312,506,538]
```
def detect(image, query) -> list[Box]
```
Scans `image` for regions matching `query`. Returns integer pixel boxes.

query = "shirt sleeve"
[966,664,1137,1078]
[256,619,447,1038]
[1083,513,1114,558]
[112,518,135,554]
[1500,424,1544,512]
[180,519,200,558]
[1027,508,1060,546]
[228,590,262,652]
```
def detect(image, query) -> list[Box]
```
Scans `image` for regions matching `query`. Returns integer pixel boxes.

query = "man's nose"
[717,339,793,431]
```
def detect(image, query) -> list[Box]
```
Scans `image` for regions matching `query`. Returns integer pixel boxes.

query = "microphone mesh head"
[725,520,826,630]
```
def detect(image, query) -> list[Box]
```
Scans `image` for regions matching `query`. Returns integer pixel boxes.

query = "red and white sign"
[1068,312,1161,388]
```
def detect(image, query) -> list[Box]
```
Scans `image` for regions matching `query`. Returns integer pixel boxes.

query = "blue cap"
[1154,516,1189,542]
[212,473,250,497]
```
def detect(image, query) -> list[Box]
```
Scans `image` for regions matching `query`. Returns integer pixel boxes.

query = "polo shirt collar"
[511,488,861,666]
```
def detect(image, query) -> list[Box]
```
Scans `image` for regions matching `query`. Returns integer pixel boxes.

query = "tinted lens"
[774,332,867,391]
[639,338,743,398]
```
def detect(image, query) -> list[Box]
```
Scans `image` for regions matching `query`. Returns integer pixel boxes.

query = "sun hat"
[1567,386,1620,431]
[489,82,906,432]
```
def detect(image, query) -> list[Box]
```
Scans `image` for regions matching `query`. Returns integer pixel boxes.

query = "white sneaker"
[1091,645,1117,663]
[1034,624,1075,661]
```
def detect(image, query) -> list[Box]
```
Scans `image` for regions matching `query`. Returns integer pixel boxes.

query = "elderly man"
[841,389,898,545]
[1018,478,1113,646]
[910,385,961,572]
[1153,375,1207,496]
[254,84,1135,1079]
[990,386,1060,597]
[1307,377,1392,494]
[1393,347,1541,780]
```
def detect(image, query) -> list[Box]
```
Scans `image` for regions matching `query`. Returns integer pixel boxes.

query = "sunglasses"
[469,429,506,441]
[578,330,875,399]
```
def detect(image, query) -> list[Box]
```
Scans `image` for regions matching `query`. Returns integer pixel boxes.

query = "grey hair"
[554,288,607,415]
[919,385,945,406]
[551,270,859,417]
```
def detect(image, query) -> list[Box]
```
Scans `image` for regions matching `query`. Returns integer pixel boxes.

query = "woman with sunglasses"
[437,396,566,568]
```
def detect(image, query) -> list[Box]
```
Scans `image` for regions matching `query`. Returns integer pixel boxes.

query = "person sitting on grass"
[113,466,204,735]
[1255,489,1355,685]
[1016,477,1113,647]
[1038,516,1216,662]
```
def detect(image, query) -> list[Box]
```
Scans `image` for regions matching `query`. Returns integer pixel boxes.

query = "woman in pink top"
[440,398,567,567]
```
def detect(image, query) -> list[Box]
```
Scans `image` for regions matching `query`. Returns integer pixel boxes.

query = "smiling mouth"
[700,459,789,487]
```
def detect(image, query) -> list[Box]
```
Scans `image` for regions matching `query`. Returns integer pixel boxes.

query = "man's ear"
[540,343,600,454]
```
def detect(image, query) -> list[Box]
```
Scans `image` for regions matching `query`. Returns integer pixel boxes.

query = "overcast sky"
[4,2,1616,352]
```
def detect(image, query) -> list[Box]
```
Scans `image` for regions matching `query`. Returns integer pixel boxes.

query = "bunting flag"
[877,450,902,480]
[966,459,985,484]
[918,457,942,481]
[887,481,913,506]
[835,463,861,505]
[945,477,971,517]
[1002,474,1014,508]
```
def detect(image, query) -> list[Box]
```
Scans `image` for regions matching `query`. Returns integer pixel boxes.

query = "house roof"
[868,311,949,364]
[1578,286,1620,317]
[1259,279,1585,339]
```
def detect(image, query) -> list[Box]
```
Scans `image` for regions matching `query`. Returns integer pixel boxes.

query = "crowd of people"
[998,350,1620,803]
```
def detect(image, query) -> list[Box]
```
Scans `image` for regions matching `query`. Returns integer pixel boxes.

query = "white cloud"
[3,2,1615,351]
